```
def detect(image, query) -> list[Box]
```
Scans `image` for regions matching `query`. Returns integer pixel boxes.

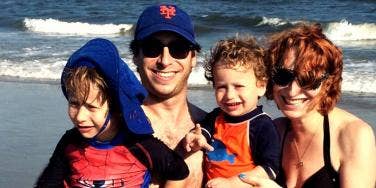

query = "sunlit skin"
[135,32,204,188]
[273,81,321,120]
[237,26,376,188]
[256,51,376,188]
[214,64,266,117]
[135,32,196,100]
[272,50,322,121]
[68,83,118,141]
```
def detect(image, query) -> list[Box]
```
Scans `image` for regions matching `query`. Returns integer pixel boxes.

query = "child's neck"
[96,119,120,142]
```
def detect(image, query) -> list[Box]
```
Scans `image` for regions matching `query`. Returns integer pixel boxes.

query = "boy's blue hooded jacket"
[61,38,153,135]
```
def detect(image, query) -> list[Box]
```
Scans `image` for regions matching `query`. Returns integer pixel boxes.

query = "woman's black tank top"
[276,115,339,188]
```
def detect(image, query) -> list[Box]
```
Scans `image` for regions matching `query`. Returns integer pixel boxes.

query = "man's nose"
[158,47,173,67]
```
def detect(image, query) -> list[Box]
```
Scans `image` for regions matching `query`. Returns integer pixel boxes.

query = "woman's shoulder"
[330,107,373,135]
[330,107,375,153]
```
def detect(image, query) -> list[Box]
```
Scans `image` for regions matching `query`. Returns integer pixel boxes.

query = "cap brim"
[136,24,198,45]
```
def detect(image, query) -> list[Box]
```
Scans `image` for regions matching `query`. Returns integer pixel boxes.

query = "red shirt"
[66,144,147,188]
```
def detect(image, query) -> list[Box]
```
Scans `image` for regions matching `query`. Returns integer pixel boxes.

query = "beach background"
[0,0,375,187]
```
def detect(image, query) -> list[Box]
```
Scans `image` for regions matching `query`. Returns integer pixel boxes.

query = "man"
[130,4,207,188]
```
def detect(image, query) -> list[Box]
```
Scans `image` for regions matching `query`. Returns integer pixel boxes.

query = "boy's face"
[214,65,266,117]
[68,83,113,140]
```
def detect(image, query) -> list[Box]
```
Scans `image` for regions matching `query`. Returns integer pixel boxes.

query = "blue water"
[0,0,375,92]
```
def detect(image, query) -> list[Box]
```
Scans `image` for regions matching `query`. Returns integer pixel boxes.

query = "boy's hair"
[204,35,267,86]
[64,67,110,108]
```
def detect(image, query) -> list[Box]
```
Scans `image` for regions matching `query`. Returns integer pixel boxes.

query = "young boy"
[35,38,188,188]
[184,36,280,188]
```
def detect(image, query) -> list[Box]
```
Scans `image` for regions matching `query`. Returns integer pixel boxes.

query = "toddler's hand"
[184,124,214,152]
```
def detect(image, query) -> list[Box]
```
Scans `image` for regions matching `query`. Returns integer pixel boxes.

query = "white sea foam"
[257,17,288,26]
[325,19,376,41]
[257,17,376,42]
[342,72,376,93]
[189,66,210,86]
[0,59,376,93]
[256,16,302,27]
[23,18,133,35]
[1,57,375,93]
[0,59,65,81]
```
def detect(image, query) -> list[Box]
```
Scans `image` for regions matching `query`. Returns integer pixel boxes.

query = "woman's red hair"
[265,23,343,115]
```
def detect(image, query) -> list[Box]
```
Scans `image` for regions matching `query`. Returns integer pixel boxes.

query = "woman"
[239,23,375,188]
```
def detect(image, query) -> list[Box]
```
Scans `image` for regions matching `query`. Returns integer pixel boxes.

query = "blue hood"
[61,38,153,135]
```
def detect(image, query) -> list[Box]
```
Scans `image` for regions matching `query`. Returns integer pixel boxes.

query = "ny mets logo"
[160,5,176,19]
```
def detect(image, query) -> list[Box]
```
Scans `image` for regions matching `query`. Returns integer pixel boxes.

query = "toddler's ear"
[256,79,267,97]
[256,79,267,87]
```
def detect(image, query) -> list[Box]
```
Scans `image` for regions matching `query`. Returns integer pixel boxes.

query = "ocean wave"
[23,18,133,35]
[0,59,65,80]
[255,16,301,27]
[197,13,263,28]
[256,17,286,27]
[325,19,376,41]
[1,58,375,93]
[255,17,376,42]
[342,72,376,93]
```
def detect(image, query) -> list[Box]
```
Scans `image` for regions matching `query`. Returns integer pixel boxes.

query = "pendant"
[296,161,303,168]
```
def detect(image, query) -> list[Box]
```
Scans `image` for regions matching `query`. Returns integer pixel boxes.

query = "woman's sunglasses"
[272,68,329,90]
[140,38,194,59]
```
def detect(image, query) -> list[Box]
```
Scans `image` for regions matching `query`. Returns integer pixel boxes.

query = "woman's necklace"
[292,124,320,168]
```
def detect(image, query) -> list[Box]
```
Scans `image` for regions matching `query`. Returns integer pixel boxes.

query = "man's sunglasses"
[140,38,194,59]
[272,68,329,90]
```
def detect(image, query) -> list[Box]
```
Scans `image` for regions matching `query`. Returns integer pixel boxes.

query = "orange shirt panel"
[205,114,256,179]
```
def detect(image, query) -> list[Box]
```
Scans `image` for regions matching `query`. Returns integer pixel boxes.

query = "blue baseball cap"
[135,4,198,45]
[61,38,154,135]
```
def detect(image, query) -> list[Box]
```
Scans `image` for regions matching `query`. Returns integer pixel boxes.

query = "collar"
[223,105,264,123]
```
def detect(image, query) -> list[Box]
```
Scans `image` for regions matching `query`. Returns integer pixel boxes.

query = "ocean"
[0,0,375,187]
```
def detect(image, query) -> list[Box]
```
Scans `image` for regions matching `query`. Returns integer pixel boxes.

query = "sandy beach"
[0,81,375,187]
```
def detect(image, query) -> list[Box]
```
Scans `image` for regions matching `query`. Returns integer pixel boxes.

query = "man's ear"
[190,51,197,67]
[133,56,141,72]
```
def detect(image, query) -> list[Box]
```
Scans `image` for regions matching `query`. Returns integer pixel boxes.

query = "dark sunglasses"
[272,68,329,90]
[140,38,194,59]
